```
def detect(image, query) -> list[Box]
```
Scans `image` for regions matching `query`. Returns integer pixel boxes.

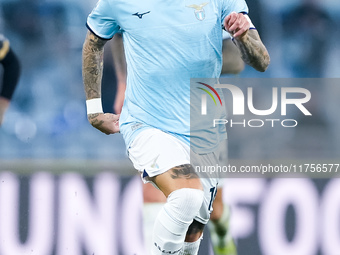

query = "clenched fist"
[224,12,250,40]
[88,112,120,135]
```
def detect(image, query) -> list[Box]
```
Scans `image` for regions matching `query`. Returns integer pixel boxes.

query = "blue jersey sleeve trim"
[86,23,113,40]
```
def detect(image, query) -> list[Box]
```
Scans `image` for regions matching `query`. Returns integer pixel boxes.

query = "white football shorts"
[128,128,224,224]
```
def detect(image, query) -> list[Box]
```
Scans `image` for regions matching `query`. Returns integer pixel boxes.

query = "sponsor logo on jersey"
[132,11,151,19]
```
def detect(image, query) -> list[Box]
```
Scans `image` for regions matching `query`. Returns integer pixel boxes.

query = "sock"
[151,188,204,255]
[179,234,203,255]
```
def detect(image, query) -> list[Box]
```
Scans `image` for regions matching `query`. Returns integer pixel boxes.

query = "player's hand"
[224,12,250,40]
[114,82,126,114]
[87,112,120,135]
[0,97,10,126]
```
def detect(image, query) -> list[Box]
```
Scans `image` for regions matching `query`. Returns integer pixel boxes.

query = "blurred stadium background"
[0,0,339,254]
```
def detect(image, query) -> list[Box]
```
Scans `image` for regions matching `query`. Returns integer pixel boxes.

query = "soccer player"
[82,1,269,254]
[0,34,21,126]
[110,32,243,255]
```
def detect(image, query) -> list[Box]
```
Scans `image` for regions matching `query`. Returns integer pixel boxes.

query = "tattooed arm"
[224,13,270,72]
[82,31,120,134]
[232,29,270,72]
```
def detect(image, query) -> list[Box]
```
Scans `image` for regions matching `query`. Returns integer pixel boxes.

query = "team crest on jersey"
[186,2,209,21]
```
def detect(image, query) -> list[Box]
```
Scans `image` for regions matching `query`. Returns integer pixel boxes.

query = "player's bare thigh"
[149,164,203,198]
[143,183,166,202]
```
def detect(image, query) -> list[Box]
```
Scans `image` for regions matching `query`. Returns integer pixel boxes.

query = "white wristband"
[86,98,103,115]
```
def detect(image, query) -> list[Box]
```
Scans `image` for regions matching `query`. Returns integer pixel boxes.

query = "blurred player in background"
[110,31,243,255]
[82,0,269,254]
[0,34,20,126]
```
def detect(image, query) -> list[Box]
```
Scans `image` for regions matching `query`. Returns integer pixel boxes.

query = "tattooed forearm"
[82,31,107,99]
[233,29,270,72]
[170,164,199,179]
[87,113,104,126]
